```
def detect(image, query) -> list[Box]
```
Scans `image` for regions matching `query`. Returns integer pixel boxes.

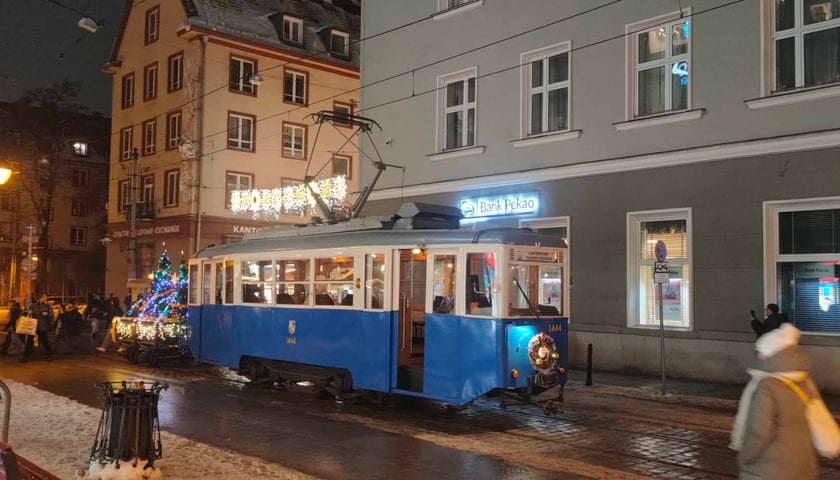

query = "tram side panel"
[190,304,394,392]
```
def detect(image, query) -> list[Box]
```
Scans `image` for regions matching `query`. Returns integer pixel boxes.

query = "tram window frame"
[314,256,355,307]
[365,253,386,310]
[188,263,199,305]
[275,257,311,306]
[241,259,274,305]
[507,261,564,317]
[465,251,498,317]
[224,261,235,304]
[202,263,212,304]
[428,251,459,315]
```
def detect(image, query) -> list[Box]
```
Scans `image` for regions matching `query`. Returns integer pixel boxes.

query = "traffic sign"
[655,241,667,262]
[654,262,669,284]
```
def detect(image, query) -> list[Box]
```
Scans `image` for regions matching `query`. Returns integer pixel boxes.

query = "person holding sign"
[20,294,54,362]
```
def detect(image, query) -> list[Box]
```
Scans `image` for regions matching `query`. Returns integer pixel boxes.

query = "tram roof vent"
[393,202,463,230]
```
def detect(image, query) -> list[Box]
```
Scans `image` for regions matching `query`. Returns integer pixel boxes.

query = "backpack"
[775,376,840,458]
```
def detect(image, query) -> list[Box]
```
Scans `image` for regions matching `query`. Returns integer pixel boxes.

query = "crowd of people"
[0,292,133,361]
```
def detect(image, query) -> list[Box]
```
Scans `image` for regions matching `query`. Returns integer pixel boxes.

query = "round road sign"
[655,241,667,262]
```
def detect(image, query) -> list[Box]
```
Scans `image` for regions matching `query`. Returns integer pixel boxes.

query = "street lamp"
[0,160,12,185]
[78,17,100,33]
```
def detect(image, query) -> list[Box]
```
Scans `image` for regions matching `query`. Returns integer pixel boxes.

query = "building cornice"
[367,128,840,201]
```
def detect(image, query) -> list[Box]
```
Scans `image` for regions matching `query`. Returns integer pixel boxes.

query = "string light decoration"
[116,249,188,346]
[230,175,348,219]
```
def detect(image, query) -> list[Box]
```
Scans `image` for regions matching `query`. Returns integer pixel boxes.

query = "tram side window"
[189,264,199,304]
[314,256,354,306]
[365,254,385,309]
[225,261,234,304]
[214,262,223,304]
[241,260,274,304]
[275,259,310,305]
[466,253,496,316]
[432,254,456,314]
[202,264,212,304]
[508,263,563,317]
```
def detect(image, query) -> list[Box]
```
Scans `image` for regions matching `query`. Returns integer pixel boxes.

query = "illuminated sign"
[459,193,539,222]
[230,176,347,219]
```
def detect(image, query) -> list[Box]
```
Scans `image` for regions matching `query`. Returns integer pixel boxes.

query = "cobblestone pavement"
[2,352,839,479]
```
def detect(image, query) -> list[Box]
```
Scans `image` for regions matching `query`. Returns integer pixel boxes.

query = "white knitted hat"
[755,322,800,359]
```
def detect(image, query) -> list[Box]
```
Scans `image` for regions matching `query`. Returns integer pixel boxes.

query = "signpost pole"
[659,282,666,395]
[653,240,668,396]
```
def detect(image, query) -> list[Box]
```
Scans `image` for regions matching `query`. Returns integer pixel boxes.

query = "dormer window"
[283,15,303,44]
[330,29,350,57]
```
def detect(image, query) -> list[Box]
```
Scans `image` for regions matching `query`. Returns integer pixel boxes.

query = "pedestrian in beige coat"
[730,323,819,479]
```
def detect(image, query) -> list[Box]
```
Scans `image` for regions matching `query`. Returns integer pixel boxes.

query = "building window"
[229,56,257,95]
[142,119,156,156]
[628,12,691,117]
[164,169,179,207]
[0,194,17,212]
[166,111,181,150]
[144,6,159,45]
[521,42,571,137]
[283,68,307,105]
[0,222,13,243]
[120,127,134,161]
[168,52,183,92]
[332,154,352,179]
[627,209,692,329]
[333,101,353,127]
[283,15,303,44]
[765,198,840,333]
[330,30,350,57]
[140,175,154,218]
[770,0,840,92]
[71,168,89,187]
[121,73,134,109]
[228,112,255,151]
[117,179,130,213]
[437,67,477,151]
[72,141,89,156]
[71,198,89,217]
[226,172,253,209]
[282,122,306,159]
[70,227,87,246]
[143,62,158,101]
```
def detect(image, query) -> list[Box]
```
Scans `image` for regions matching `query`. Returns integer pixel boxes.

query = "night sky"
[0,0,127,115]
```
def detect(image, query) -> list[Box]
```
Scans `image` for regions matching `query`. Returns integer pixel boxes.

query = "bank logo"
[459,200,477,218]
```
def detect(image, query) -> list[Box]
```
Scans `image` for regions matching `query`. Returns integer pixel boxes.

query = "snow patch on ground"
[1,378,318,480]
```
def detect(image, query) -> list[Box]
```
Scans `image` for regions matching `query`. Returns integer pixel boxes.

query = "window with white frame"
[168,52,183,92]
[282,122,306,159]
[522,43,571,136]
[121,73,134,109]
[166,111,181,149]
[71,168,89,187]
[229,56,256,94]
[332,154,351,179]
[120,127,134,161]
[333,101,352,127]
[283,15,302,44]
[118,179,130,213]
[71,198,89,217]
[330,30,350,57]
[144,6,159,44]
[70,226,87,246]
[164,169,179,207]
[283,69,307,105]
[142,119,156,155]
[629,13,691,117]
[228,112,255,150]
[765,198,840,333]
[143,63,158,101]
[627,209,691,329]
[771,0,840,92]
[438,68,477,151]
[226,172,253,208]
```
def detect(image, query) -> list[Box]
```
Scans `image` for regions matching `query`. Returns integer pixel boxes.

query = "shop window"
[365,254,385,309]
[627,209,692,329]
[275,258,311,306]
[466,253,496,316]
[314,257,354,306]
[241,260,274,304]
[766,199,840,333]
[431,254,457,314]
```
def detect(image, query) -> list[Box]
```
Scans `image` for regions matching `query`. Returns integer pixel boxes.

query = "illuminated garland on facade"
[229,175,348,219]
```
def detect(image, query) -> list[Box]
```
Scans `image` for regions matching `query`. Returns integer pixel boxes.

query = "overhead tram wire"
[195,0,745,162]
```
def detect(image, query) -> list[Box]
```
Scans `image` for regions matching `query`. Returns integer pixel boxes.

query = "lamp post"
[128,148,139,282]
[25,225,34,308]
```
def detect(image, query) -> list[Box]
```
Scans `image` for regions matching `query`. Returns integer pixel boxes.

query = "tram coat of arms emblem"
[288,320,296,335]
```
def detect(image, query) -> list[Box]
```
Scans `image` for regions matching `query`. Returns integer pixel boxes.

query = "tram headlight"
[538,347,548,359]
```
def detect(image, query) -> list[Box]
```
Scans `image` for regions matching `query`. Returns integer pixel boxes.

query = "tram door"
[395,248,427,392]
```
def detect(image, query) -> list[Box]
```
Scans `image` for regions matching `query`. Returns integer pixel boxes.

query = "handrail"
[0,379,10,444]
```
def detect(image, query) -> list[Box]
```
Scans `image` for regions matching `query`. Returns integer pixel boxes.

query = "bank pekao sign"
[459,193,539,222]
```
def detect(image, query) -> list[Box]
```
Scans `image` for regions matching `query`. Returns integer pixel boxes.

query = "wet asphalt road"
[0,352,574,480]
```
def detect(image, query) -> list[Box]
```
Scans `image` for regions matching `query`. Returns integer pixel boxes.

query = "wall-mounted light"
[78,17,100,33]
[249,73,264,86]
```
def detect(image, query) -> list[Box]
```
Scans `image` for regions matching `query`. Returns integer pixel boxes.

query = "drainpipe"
[193,35,207,255]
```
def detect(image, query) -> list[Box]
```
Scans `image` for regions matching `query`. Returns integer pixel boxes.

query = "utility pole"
[25,224,34,308]
[128,147,139,283]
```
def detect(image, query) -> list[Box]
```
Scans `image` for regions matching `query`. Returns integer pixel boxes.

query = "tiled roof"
[183,0,360,68]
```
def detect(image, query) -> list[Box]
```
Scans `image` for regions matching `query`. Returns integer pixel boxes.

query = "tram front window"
[466,253,497,316]
[508,263,564,317]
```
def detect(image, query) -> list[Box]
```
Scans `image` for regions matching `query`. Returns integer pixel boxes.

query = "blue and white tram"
[187,206,569,406]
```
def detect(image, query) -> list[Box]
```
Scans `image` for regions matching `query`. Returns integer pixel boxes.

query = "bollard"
[585,343,593,386]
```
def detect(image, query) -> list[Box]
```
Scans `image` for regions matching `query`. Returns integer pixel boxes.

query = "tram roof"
[196,225,566,259]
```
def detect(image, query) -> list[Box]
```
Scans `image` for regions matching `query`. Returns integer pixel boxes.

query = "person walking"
[21,294,54,362]
[730,323,822,479]
[750,303,787,338]
[0,297,22,355]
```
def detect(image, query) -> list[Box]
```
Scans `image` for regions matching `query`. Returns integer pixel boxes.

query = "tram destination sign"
[459,193,539,222]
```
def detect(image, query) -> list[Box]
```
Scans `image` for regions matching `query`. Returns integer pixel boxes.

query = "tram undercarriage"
[239,356,355,401]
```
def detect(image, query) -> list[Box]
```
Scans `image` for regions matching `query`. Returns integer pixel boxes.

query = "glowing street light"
[78,17,100,33]
[0,160,12,185]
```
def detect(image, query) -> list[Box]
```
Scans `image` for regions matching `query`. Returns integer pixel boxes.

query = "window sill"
[613,108,705,132]
[744,83,840,110]
[510,130,582,148]
[426,145,485,161]
[432,0,484,21]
